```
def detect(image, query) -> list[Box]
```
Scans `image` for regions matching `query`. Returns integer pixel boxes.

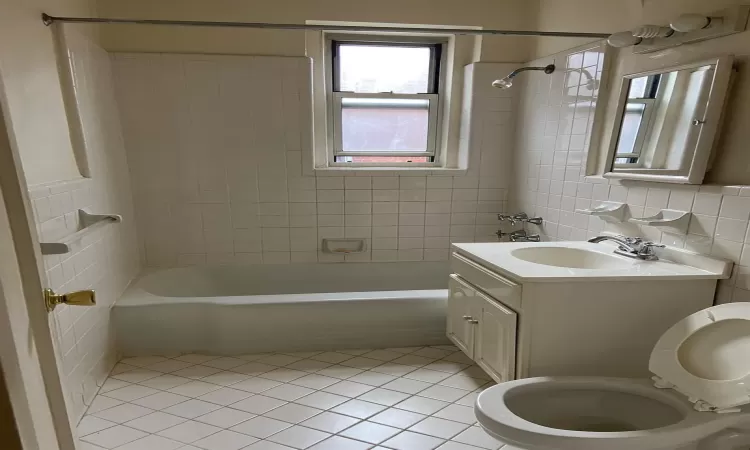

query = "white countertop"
[452,241,733,282]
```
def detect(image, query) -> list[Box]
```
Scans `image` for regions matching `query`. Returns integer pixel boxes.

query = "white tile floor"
[77,346,515,450]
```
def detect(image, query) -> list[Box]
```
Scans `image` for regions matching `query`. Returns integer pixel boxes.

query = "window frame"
[613,75,661,169]
[325,34,447,167]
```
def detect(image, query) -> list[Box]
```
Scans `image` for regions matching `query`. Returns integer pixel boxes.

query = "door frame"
[0,71,77,449]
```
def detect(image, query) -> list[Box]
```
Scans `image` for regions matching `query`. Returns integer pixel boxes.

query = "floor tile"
[361,349,403,361]
[337,349,372,356]
[194,407,256,428]
[450,426,504,449]
[110,363,138,375]
[442,352,474,365]
[92,403,154,423]
[339,420,400,444]
[383,430,445,449]
[200,371,252,386]
[356,388,411,406]
[404,368,453,383]
[381,377,432,394]
[310,352,354,364]
[422,361,470,374]
[458,366,493,381]
[299,411,360,434]
[168,380,222,397]
[263,384,316,401]
[294,391,349,410]
[163,399,222,419]
[236,353,273,362]
[157,420,223,443]
[439,374,487,391]
[368,408,425,429]
[433,404,477,425]
[121,356,169,367]
[77,416,117,436]
[243,441,296,450]
[231,395,288,414]
[260,368,309,383]
[202,356,247,370]
[139,374,193,390]
[286,359,333,372]
[393,396,449,415]
[124,411,187,433]
[132,391,191,410]
[435,442,486,450]
[232,362,279,375]
[331,399,386,419]
[412,347,454,359]
[173,365,226,380]
[347,371,397,387]
[339,357,384,369]
[174,354,220,364]
[385,347,422,354]
[417,385,468,403]
[263,403,322,423]
[315,365,364,379]
[146,359,196,373]
[80,425,148,448]
[86,395,124,414]
[232,376,283,393]
[198,387,253,405]
[322,380,374,398]
[192,429,259,450]
[113,434,184,450]
[308,435,372,450]
[370,363,417,377]
[391,354,437,367]
[408,417,470,439]
[257,354,304,367]
[266,425,331,449]
[99,378,130,393]
[230,416,293,439]
[455,391,479,407]
[290,374,340,390]
[104,385,160,401]
[281,351,324,358]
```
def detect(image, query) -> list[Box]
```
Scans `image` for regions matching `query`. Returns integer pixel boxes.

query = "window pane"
[338,44,432,94]
[615,103,646,158]
[628,76,649,98]
[340,98,430,152]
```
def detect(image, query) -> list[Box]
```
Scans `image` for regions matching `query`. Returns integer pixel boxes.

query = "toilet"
[475,303,750,450]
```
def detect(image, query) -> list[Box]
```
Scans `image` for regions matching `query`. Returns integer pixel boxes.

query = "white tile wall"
[111,54,516,267]
[27,28,140,422]
[512,42,750,304]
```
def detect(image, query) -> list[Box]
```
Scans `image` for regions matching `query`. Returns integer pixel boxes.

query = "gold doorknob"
[44,288,96,312]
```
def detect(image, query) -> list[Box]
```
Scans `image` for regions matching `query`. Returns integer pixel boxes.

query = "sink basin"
[510,247,634,269]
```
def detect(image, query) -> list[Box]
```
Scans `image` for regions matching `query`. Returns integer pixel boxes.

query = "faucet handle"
[638,242,666,259]
[620,236,644,246]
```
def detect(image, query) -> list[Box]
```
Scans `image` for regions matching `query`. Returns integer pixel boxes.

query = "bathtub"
[114,262,450,355]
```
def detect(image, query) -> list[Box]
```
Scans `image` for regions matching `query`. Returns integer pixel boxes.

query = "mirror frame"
[603,55,734,184]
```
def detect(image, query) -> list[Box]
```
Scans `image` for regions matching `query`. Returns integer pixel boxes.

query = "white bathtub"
[114,262,450,355]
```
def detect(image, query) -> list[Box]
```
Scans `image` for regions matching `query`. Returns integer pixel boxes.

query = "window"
[328,38,444,165]
[614,74,661,166]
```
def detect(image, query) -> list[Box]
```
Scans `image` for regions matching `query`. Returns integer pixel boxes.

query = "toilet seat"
[649,303,750,411]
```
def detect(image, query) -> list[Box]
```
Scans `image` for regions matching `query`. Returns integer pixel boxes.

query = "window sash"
[614,98,656,168]
[331,92,439,157]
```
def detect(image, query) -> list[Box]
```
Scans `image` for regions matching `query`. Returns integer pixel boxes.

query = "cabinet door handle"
[469,319,479,324]
[462,315,473,320]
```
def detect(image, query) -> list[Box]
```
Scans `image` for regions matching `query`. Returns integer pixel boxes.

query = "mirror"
[604,56,733,184]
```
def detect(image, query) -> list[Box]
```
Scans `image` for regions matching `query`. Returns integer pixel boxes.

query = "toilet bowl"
[475,303,750,450]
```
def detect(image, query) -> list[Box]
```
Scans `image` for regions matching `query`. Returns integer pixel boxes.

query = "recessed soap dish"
[322,238,367,254]
[629,209,691,234]
[575,202,627,223]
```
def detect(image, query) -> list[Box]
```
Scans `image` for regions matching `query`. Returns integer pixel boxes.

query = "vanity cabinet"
[448,244,725,384]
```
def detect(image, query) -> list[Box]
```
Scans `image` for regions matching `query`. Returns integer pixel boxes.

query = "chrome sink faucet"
[498,212,543,226]
[588,235,665,261]
[510,230,541,242]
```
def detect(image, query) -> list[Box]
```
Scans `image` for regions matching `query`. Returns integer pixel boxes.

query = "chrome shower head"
[492,64,555,89]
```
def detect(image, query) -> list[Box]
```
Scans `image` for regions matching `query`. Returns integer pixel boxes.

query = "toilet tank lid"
[649,303,750,411]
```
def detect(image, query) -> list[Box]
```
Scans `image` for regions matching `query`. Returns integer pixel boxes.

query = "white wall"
[112,53,515,266]
[512,38,750,305]
[97,0,537,62]
[27,27,140,422]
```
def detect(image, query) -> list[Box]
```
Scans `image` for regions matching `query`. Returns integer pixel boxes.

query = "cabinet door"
[447,275,477,359]
[475,292,518,383]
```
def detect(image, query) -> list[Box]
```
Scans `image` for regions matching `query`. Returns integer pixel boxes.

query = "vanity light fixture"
[631,25,674,39]
[670,13,717,33]
[606,31,643,48]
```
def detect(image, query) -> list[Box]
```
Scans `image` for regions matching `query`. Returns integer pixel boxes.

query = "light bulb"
[607,31,643,48]
[631,25,675,38]
[671,13,713,33]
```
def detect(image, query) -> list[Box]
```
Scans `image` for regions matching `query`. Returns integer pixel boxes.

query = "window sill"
[313,166,467,175]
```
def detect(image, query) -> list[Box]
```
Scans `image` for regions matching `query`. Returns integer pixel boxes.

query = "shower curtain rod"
[41,13,611,39]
